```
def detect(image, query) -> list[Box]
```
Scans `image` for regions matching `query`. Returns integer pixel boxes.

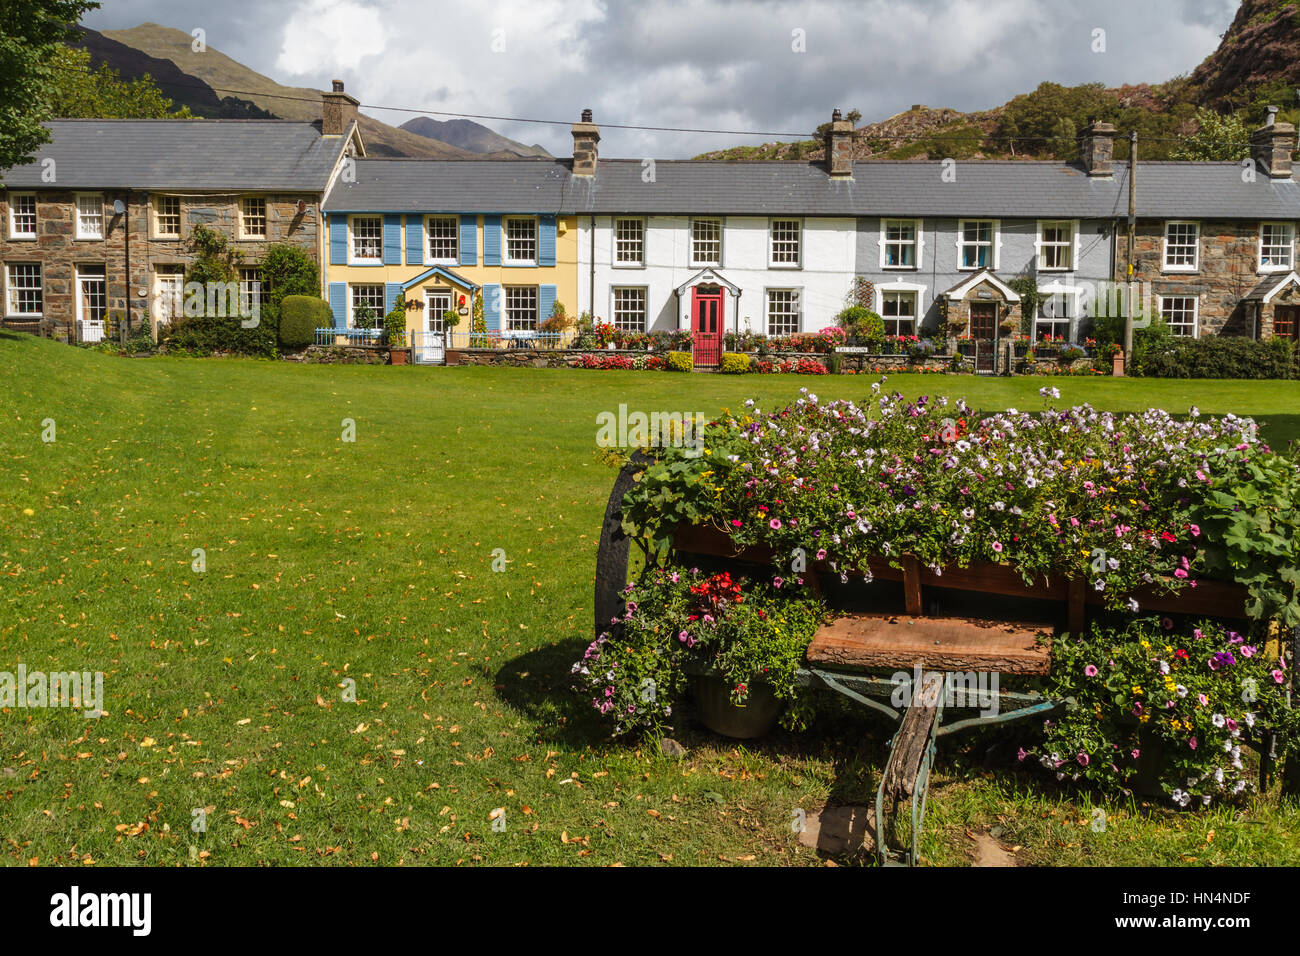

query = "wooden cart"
[596,456,1283,866]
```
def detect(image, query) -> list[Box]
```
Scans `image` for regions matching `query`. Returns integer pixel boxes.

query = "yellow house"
[321,162,580,354]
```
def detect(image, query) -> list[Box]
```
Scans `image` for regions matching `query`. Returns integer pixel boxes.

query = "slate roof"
[322,156,1300,221]
[0,120,346,191]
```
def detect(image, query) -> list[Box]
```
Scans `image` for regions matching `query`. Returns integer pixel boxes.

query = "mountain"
[400,116,549,159]
[695,0,1297,162]
[72,23,527,160]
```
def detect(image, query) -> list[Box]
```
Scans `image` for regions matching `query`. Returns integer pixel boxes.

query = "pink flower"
[1084,664,1099,677]
[1076,752,1089,766]
[1189,737,1198,750]
[992,541,1003,553]
[1017,748,1028,762]
[1273,669,1286,684]
[769,518,782,530]
[1130,749,1140,759]
[731,519,743,527]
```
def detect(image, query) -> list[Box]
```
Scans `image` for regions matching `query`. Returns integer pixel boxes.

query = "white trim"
[674,267,741,296]
[152,194,182,239]
[1258,221,1295,273]
[768,217,802,269]
[348,213,383,265]
[502,215,539,266]
[74,192,104,240]
[5,262,43,317]
[1034,281,1081,341]
[238,196,267,239]
[610,284,650,333]
[1157,293,1199,338]
[612,216,645,268]
[7,192,36,240]
[875,281,926,336]
[879,217,923,271]
[1161,220,1200,273]
[424,214,460,265]
[689,216,724,268]
[763,285,803,335]
[1259,270,1300,303]
[347,281,385,329]
[75,264,107,323]
[956,219,1000,271]
[944,268,1021,302]
[1035,219,1080,272]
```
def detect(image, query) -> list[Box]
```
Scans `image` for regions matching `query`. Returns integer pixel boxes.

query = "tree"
[44,46,192,119]
[1172,107,1251,161]
[259,245,318,308]
[0,0,100,171]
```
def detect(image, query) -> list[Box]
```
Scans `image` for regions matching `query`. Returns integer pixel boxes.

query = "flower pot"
[689,674,784,739]
[388,348,408,366]
[1112,351,1125,377]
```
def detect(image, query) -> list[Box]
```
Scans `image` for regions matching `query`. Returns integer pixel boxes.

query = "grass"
[2,332,1299,867]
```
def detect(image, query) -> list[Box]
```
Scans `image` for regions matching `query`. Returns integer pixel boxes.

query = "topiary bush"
[719,352,753,374]
[383,306,407,347]
[835,305,884,346]
[666,350,693,372]
[279,295,331,348]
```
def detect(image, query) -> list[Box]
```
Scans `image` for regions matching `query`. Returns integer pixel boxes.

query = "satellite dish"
[112,199,126,215]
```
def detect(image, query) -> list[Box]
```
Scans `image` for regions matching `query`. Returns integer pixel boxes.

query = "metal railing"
[315,328,384,346]
[446,330,566,350]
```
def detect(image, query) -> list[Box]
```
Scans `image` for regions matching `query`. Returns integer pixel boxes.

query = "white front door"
[418,290,452,364]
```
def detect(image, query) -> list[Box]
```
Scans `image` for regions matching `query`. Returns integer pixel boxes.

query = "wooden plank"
[882,671,943,800]
[902,555,924,616]
[1068,577,1086,636]
[807,613,1053,675]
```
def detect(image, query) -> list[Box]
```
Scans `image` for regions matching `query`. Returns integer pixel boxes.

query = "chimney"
[1251,108,1295,179]
[825,108,854,179]
[572,108,600,177]
[1077,120,1116,177]
[322,80,359,137]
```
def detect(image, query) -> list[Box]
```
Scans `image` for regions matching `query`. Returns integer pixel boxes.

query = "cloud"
[81,0,1236,158]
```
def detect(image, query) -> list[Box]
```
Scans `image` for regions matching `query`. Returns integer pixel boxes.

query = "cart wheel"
[594,450,654,639]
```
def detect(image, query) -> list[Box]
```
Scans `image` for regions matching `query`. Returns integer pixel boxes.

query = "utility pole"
[1124,131,1137,364]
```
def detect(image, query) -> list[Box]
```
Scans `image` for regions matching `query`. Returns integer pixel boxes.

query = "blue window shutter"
[405,216,423,265]
[539,284,557,324]
[329,217,347,265]
[483,283,501,332]
[384,282,402,315]
[459,217,477,266]
[483,215,502,266]
[539,216,556,267]
[383,214,402,265]
[328,282,347,328]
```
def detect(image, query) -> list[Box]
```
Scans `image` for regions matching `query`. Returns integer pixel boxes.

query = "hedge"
[279,296,332,348]
[1135,336,1295,379]
[666,351,693,372]
[161,313,278,358]
[719,352,753,374]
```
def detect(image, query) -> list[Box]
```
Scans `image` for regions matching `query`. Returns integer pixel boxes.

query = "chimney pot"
[581,108,593,123]
[332,79,345,93]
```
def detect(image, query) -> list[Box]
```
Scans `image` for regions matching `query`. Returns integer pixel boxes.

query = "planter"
[690,674,784,739]
[388,348,409,366]
[1112,352,1125,377]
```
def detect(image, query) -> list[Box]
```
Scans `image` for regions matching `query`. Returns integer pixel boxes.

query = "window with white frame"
[881,290,917,336]
[76,265,107,323]
[882,219,918,269]
[350,215,382,262]
[614,218,644,266]
[240,197,267,238]
[1163,222,1199,271]
[1036,292,1072,341]
[426,216,458,263]
[154,196,181,238]
[1038,220,1074,271]
[349,284,384,328]
[75,194,104,239]
[612,287,646,332]
[1259,222,1294,271]
[154,265,185,323]
[8,193,36,239]
[504,286,538,330]
[769,219,801,266]
[504,217,537,264]
[239,267,267,315]
[5,263,42,316]
[691,219,722,266]
[1159,295,1198,337]
[958,220,995,269]
[766,288,800,335]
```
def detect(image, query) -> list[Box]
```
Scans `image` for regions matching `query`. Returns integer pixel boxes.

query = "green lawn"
[2,332,1299,867]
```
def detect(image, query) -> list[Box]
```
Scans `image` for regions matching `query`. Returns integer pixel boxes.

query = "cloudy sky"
[83,0,1240,158]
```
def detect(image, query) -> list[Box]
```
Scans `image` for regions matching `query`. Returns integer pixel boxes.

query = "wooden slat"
[902,555,923,616]
[807,613,1053,675]
[1068,578,1086,636]
[882,671,944,800]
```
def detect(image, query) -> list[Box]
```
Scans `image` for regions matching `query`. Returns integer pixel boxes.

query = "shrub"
[161,314,277,358]
[666,351,693,372]
[835,305,884,345]
[279,295,331,348]
[260,245,318,307]
[383,307,407,347]
[1135,336,1294,379]
[719,352,753,374]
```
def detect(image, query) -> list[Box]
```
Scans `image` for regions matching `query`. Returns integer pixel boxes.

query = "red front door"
[692,286,723,366]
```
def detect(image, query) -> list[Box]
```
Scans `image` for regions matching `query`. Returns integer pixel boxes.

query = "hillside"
[74,23,534,160]
[400,116,549,158]
[696,0,1298,162]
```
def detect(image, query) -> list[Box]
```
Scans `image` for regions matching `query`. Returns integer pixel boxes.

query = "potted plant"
[383,306,408,364]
